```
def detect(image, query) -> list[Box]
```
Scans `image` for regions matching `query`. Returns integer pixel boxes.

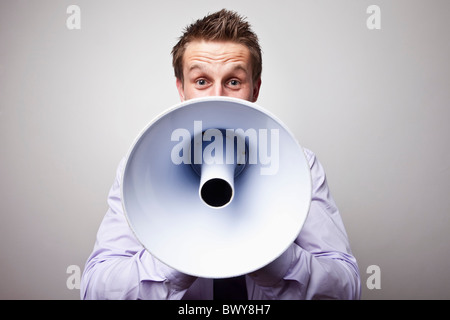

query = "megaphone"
[121,96,311,279]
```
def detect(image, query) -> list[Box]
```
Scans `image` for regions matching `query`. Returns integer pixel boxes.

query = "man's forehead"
[183,40,251,66]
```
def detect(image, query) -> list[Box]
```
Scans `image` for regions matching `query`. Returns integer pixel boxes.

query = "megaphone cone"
[121,96,311,278]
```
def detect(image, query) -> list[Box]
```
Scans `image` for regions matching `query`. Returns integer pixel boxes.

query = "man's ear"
[176,78,185,102]
[252,78,262,102]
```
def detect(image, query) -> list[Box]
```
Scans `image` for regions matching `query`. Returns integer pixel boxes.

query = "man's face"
[176,40,261,102]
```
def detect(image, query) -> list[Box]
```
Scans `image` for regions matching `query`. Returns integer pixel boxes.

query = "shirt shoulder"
[302,147,317,169]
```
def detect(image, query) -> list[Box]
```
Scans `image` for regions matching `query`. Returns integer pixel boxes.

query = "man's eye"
[196,79,207,86]
[229,79,240,86]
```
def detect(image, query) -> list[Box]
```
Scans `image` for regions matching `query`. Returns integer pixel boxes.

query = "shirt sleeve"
[247,148,361,299]
[80,158,196,300]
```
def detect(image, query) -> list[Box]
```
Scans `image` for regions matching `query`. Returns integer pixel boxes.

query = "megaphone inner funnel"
[190,128,249,209]
[200,178,233,208]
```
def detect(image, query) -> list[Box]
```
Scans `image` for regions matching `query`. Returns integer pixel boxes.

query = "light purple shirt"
[81,148,361,299]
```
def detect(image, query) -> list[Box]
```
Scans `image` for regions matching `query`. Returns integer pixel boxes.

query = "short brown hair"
[171,9,262,84]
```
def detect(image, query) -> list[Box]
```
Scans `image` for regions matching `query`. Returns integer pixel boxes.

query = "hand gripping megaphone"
[121,96,311,278]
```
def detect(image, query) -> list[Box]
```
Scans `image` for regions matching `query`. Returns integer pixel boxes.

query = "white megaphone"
[121,96,311,279]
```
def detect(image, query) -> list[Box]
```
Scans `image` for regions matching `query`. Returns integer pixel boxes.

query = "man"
[81,9,361,300]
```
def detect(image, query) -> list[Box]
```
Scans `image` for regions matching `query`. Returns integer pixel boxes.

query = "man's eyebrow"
[187,63,249,74]
[187,64,205,72]
[229,64,249,75]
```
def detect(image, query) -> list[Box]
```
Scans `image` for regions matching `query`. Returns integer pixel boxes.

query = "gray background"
[1,0,449,299]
